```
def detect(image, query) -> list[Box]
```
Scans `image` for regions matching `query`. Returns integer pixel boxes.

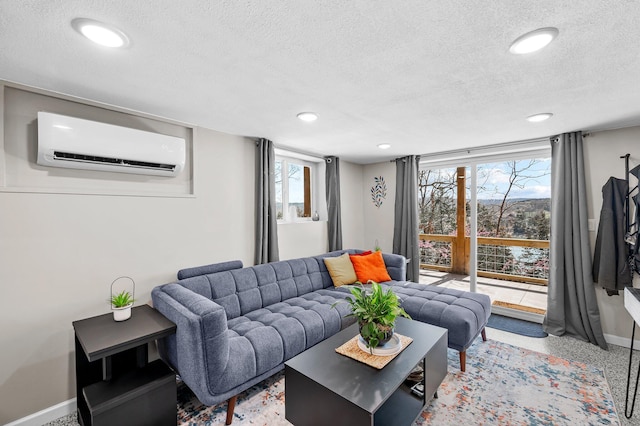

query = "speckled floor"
[41,413,79,426]
[45,329,638,426]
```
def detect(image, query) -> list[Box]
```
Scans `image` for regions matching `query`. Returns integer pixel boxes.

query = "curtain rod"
[420,137,550,160]
[419,139,551,167]
[254,138,326,161]
[274,146,326,161]
[387,137,551,164]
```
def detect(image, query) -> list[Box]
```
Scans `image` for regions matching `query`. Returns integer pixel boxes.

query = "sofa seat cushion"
[213,289,353,393]
[388,281,491,352]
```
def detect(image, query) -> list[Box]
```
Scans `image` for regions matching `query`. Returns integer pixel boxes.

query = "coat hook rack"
[622,154,631,231]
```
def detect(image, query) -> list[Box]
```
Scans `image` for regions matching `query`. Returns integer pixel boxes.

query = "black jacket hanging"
[629,165,640,274]
[592,177,632,292]
[630,193,640,274]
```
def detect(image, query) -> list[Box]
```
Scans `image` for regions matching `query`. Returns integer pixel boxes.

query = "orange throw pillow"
[349,251,392,283]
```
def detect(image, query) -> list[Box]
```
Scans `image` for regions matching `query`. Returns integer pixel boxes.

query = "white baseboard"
[491,305,545,324]
[604,333,640,349]
[5,398,76,426]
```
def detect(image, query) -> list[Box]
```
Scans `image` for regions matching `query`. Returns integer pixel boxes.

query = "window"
[275,156,316,221]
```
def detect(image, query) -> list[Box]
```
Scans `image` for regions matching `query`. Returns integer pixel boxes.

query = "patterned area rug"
[416,340,617,425]
[177,339,619,425]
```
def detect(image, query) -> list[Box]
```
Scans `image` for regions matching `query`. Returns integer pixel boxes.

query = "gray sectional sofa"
[151,250,491,424]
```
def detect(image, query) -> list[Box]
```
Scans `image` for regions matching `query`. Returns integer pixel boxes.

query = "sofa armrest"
[151,283,230,398]
[382,252,407,281]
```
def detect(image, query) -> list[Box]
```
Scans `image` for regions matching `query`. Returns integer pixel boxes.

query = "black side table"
[73,304,177,426]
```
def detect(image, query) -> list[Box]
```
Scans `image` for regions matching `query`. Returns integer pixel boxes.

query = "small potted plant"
[335,281,410,352]
[110,290,134,321]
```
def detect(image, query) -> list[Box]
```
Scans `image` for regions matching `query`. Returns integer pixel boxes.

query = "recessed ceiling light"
[72,18,130,48]
[297,112,318,122]
[377,143,391,150]
[526,113,553,122]
[509,27,558,54]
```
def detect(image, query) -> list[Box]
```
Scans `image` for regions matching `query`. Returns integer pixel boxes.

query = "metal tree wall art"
[371,176,387,208]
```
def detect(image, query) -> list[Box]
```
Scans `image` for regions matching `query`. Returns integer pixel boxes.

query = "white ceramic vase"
[113,304,132,321]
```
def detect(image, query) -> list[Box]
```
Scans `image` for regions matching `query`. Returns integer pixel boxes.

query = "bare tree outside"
[477,159,551,237]
[418,168,457,235]
[418,158,551,280]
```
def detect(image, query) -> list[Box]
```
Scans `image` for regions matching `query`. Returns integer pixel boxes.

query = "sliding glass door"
[418,147,551,319]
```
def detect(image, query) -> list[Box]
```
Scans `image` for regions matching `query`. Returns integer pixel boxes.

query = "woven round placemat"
[335,333,413,369]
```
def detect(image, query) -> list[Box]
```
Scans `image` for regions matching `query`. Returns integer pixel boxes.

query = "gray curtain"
[543,132,608,349]
[255,138,279,264]
[325,156,342,251]
[393,155,420,282]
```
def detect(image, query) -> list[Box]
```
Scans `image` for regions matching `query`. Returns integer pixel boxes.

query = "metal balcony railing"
[419,233,550,285]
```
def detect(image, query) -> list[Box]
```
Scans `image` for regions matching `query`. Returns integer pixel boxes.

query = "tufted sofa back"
[175,250,351,319]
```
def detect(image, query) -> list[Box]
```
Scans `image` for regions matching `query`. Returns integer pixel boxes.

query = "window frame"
[275,154,318,223]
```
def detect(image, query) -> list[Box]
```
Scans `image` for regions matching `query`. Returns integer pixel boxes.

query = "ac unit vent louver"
[37,112,186,177]
[53,151,177,172]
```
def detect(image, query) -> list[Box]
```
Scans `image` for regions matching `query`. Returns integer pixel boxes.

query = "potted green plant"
[110,290,134,321]
[335,281,410,352]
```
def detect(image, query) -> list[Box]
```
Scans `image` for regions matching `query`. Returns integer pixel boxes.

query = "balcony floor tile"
[418,270,547,312]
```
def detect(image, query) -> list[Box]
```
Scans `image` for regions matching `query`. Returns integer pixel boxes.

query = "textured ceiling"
[1,1,639,164]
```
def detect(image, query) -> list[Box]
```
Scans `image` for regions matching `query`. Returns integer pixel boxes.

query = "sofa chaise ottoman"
[151,250,491,424]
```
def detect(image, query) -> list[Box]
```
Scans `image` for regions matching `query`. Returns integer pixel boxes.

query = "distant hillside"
[477,198,550,212]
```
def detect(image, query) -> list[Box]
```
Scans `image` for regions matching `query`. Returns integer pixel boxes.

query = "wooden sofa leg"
[226,395,238,425]
[458,329,485,373]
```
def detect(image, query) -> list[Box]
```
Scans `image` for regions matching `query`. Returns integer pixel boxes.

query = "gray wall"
[339,160,366,250]
[0,130,257,424]
[583,126,640,343]
[0,83,366,423]
[362,162,396,252]
[0,85,258,423]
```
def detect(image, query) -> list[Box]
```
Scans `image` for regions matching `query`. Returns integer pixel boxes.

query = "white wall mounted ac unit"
[37,111,186,177]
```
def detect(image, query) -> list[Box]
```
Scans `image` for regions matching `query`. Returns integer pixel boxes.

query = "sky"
[476,158,551,199]
[287,164,305,202]
[424,157,552,200]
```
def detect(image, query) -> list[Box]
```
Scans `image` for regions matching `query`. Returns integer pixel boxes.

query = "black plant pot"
[359,321,395,347]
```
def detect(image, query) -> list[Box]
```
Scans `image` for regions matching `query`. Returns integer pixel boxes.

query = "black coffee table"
[285,317,447,426]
